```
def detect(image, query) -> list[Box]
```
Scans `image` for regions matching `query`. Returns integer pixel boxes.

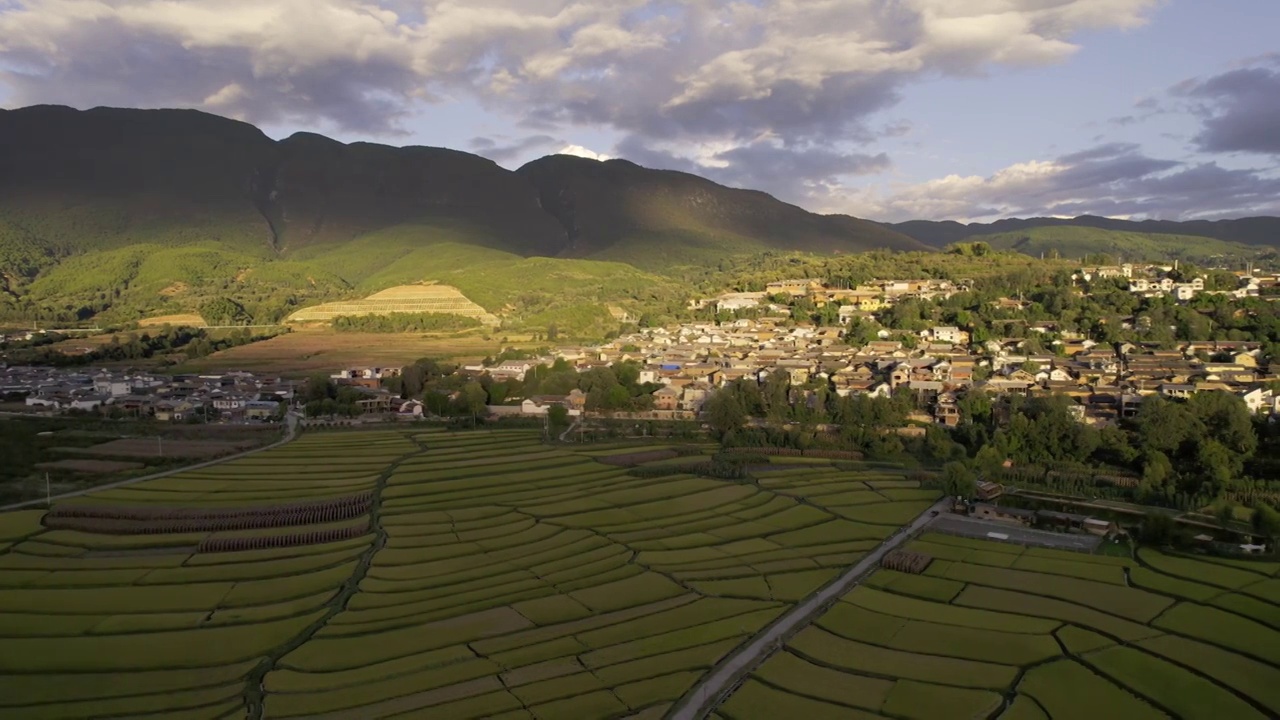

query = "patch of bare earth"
[62,438,248,459]
[36,459,146,473]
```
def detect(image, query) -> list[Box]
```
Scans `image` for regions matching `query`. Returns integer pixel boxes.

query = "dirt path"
[0,413,300,512]
[665,497,951,720]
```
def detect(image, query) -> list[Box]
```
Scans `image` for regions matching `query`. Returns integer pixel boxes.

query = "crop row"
[197,522,372,553]
[721,447,865,460]
[45,504,370,536]
[47,491,374,522]
[719,530,1280,719]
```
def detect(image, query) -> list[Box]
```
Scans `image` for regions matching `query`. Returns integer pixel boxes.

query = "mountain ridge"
[1,104,1277,330]
[888,215,1280,249]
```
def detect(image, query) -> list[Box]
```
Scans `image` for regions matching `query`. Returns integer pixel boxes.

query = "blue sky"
[1,0,1277,222]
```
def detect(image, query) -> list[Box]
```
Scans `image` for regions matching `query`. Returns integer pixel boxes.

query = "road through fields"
[667,496,952,720]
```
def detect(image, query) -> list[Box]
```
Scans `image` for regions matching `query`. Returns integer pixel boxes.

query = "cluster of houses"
[1075,262,1275,301]
[700,267,1274,321]
[699,278,965,317]
[3,366,294,422]
[470,309,1279,426]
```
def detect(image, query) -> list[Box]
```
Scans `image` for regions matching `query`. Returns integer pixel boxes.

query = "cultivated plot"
[0,428,935,719]
[718,531,1280,720]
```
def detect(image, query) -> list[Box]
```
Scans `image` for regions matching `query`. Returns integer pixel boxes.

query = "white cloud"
[556,144,611,161]
[830,144,1280,222]
[0,0,1178,219]
[0,0,1159,139]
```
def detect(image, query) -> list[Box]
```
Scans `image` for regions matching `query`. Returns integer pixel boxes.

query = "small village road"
[0,413,300,512]
[666,496,952,720]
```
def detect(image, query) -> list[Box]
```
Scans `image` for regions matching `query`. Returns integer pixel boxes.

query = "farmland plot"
[717,531,1280,719]
[0,428,935,719]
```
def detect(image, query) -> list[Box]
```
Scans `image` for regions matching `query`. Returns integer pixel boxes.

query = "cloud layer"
[840,142,1280,222]
[5,0,1275,222]
[1176,54,1280,156]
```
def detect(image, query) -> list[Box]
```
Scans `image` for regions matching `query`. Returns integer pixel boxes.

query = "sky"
[1,0,1278,223]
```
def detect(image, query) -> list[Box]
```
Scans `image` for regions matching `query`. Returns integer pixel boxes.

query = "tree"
[703,389,746,438]
[1250,503,1280,544]
[456,381,488,418]
[1139,511,1177,546]
[1215,501,1236,530]
[547,404,570,430]
[923,426,965,463]
[1194,440,1236,495]
[304,373,335,403]
[1134,396,1200,456]
[200,297,250,326]
[1186,391,1257,456]
[941,461,978,498]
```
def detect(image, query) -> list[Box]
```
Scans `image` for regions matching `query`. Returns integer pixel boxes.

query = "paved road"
[667,497,952,720]
[928,513,1102,552]
[0,413,300,512]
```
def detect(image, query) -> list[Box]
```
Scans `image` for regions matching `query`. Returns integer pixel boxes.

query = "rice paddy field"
[0,428,937,719]
[717,531,1280,720]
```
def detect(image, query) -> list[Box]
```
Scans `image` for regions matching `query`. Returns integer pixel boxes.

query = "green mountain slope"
[964,226,1265,263]
[518,155,926,269]
[890,215,1280,250]
[0,105,918,329]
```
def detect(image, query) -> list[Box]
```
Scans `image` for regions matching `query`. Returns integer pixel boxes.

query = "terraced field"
[0,428,935,719]
[717,532,1280,720]
[286,284,498,325]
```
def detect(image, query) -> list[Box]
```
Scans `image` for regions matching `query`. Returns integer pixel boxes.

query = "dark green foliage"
[547,405,570,429]
[941,461,979,498]
[5,326,279,366]
[955,226,1262,264]
[331,312,481,333]
[703,389,746,438]
[1139,511,1179,546]
[201,297,251,325]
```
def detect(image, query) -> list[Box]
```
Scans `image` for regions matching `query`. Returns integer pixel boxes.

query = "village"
[4,262,1280,428]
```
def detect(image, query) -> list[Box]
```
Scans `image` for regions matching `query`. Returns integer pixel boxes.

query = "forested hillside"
[0,105,920,330]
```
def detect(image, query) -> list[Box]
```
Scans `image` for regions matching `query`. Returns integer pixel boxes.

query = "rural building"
[969,503,1035,526]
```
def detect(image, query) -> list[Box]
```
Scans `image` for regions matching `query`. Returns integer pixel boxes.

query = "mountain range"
[1,105,1276,331]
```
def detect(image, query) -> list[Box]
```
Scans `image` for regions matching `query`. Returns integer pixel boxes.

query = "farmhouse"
[969,503,1036,526]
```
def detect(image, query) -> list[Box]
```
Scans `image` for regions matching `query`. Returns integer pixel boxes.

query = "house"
[969,503,1036,526]
[651,386,680,411]
[154,399,198,422]
[765,279,821,297]
[681,384,711,412]
[1036,509,1090,533]
[934,392,961,427]
[929,326,970,346]
[488,361,535,381]
[1240,387,1272,414]
[975,481,1003,501]
[1083,517,1119,537]
[1158,383,1195,400]
[244,400,281,421]
[715,292,766,311]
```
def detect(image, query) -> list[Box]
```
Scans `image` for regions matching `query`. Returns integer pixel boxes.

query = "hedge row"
[197,522,371,553]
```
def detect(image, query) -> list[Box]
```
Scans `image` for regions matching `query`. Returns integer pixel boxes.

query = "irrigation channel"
[667,496,953,720]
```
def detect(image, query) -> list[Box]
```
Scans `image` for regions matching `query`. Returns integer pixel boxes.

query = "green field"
[720,531,1280,719]
[0,428,936,718]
